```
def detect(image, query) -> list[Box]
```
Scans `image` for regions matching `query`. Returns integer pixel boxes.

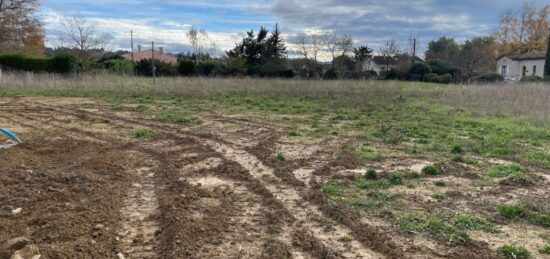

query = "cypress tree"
[545,34,550,77]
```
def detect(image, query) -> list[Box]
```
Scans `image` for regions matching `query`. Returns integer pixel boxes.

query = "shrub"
[323,68,338,80]
[0,54,53,72]
[497,244,531,259]
[275,152,286,161]
[197,61,216,76]
[51,54,79,74]
[278,69,295,78]
[470,73,504,83]
[520,75,542,82]
[178,59,195,76]
[388,173,404,185]
[540,245,550,254]
[426,59,454,75]
[498,204,525,219]
[437,73,453,84]
[135,59,178,77]
[103,59,134,75]
[383,68,403,80]
[365,169,378,180]
[451,145,463,154]
[434,181,446,187]
[133,128,154,138]
[423,73,438,82]
[409,62,432,78]
[422,165,440,175]
[409,74,422,81]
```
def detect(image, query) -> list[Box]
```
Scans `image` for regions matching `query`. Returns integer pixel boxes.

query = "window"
[500,66,508,75]
[533,65,537,75]
[522,66,527,77]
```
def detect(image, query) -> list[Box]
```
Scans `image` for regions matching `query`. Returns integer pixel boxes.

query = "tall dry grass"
[438,83,550,124]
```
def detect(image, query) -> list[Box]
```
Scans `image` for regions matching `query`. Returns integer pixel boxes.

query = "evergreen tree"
[226,24,287,66]
[545,34,550,77]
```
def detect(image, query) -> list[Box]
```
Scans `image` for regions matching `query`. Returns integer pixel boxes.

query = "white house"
[497,50,546,80]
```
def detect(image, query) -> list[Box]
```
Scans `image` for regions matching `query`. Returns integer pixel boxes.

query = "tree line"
[0,0,549,82]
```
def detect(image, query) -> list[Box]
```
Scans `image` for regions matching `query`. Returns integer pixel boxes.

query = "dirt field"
[1,96,549,259]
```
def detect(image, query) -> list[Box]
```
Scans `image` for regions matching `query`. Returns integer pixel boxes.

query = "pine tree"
[545,34,550,77]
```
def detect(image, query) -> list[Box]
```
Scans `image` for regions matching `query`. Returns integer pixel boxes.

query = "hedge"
[0,53,79,74]
[470,73,504,83]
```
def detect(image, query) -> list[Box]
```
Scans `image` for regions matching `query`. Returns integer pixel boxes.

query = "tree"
[380,39,400,71]
[494,1,550,54]
[60,14,111,51]
[545,34,550,77]
[337,35,354,57]
[0,0,44,55]
[186,26,211,64]
[294,31,323,62]
[353,45,373,62]
[425,37,460,63]
[457,37,497,78]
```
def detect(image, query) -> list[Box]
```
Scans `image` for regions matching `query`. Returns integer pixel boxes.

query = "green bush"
[135,59,178,77]
[365,169,378,180]
[497,244,531,259]
[103,59,134,75]
[426,59,454,75]
[470,73,504,83]
[520,75,542,82]
[51,54,79,74]
[409,62,432,78]
[0,53,79,74]
[388,173,404,185]
[423,73,438,83]
[323,68,338,80]
[485,164,521,178]
[498,204,525,219]
[178,59,195,76]
[437,73,453,84]
[197,61,216,76]
[422,165,440,176]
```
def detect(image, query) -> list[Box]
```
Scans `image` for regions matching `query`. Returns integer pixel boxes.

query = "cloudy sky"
[41,0,548,56]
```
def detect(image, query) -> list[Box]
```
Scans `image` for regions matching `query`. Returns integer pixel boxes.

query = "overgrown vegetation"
[497,244,531,259]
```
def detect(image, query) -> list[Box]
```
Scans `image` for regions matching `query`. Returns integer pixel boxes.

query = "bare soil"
[0,97,548,258]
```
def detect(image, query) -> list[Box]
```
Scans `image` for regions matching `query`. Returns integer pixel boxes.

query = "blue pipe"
[0,128,21,143]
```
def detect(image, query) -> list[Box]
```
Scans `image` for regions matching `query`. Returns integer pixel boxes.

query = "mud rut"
[0,98,496,259]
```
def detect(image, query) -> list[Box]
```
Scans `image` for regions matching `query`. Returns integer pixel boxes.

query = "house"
[496,50,546,80]
[360,55,423,74]
[122,45,178,65]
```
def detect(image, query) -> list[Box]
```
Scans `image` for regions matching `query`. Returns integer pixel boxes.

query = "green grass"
[452,213,500,233]
[434,181,446,187]
[323,181,344,196]
[397,212,469,244]
[485,164,522,178]
[275,152,286,161]
[540,245,550,254]
[422,165,440,176]
[132,128,154,138]
[497,244,531,259]
[499,204,526,219]
[365,169,378,180]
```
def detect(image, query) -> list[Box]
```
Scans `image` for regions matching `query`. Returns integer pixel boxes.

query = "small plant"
[389,173,404,185]
[275,152,286,161]
[133,128,154,138]
[323,182,343,196]
[497,244,531,259]
[432,193,445,201]
[410,172,420,179]
[485,164,522,178]
[540,245,550,254]
[365,169,378,180]
[498,204,525,219]
[288,130,301,137]
[434,181,446,187]
[339,233,353,242]
[422,165,440,176]
[451,145,463,154]
[453,213,500,233]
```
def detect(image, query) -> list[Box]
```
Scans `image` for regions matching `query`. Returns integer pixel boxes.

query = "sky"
[40,0,549,57]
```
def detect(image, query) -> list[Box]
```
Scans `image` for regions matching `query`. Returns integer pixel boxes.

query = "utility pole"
[130,30,135,76]
[412,38,417,65]
[152,41,156,81]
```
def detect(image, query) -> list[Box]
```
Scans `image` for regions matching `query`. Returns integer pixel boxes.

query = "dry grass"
[439,83,550,124]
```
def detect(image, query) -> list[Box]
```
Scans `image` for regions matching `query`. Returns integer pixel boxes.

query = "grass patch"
[434,181,446,187]
[485,164,522,178]
[397,212,469,244]
[338,233,353,242]
[540,245,550,254]
[275,152,286,161]
[133,128,154,138]
[364,169,378,180]
[452,213,500,233]
[422,165,440,176]
[497,244,531,259]
[499,204,526,219]
[432,193,445,201]
[323,181,344,196]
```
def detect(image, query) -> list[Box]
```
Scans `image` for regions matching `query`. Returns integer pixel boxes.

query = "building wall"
[497,57,546,80]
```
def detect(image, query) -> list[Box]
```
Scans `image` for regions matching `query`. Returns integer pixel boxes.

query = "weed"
[275,152,286,161]
[485,164,522,178]
[432,193,445,201]
[497,244,531,259]
[422,165,440,176]
[339,233,353,242]
[452,155,479,165]
[288,130,301,137]
[388,173,404,185]
[397,212,469,244]
[540,245,550,254]
[245,194,256,202]
[410,172,420,179]
[323,181,344,196]
[452,213,500,233]
[498,204,526,219]
[365,169,378,180]
[434,181,446,187]
[451,145,463,154]
[133,128,154,138]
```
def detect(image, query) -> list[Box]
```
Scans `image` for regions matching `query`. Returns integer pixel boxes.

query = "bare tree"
[379,39,400,71]
[187,26,211,63]
[337,34,354,57]
[60,13,110,51]
[0,0,43,53]
[295,32,310,60]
